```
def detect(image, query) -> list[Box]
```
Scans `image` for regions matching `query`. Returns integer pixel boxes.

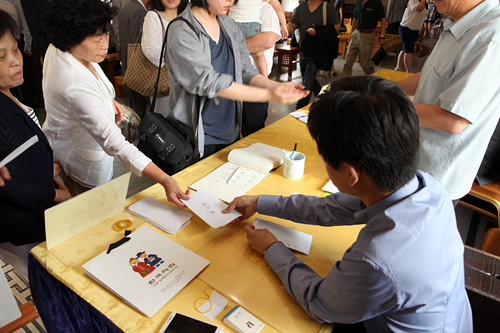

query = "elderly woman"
[166,0,309,158]
[41,0,188,205]
[0,10,70,276]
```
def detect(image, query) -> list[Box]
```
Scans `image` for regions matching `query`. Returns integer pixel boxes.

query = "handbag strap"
[149,16,197,113]
[322,1,327,25]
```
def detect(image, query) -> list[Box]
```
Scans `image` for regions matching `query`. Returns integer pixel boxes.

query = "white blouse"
[42,44,151,187]
[141,10,169,67]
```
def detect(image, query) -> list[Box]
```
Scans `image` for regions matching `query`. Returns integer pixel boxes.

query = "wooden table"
[274,44,300,81]
[29,70,411,332]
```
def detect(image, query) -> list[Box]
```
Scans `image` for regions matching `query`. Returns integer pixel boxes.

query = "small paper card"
[254,218,312,255]
[181,190,241,228]
[197,290,228,321]
[322,180,339,194]
[289,110,308,124]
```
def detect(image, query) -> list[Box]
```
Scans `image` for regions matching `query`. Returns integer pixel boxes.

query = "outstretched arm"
[269,0,288,39]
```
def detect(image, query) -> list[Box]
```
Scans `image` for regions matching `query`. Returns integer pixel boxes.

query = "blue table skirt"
[28,254,123,333]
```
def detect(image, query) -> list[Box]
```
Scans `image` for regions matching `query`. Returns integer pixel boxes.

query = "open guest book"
[189,143,284,202]
[82,225,209,317]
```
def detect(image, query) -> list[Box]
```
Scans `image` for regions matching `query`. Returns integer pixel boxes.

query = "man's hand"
[113,100,124,125]
[223,195,259,221]
[244,224,279,255]
[306,25,316,36]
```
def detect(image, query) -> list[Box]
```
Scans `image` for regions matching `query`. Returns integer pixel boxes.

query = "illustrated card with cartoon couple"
[82,225,209,317]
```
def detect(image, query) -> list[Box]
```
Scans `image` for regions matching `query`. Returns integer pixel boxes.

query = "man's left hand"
[244,224,279,255]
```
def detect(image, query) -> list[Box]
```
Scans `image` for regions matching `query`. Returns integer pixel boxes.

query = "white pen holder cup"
[283,151,306,180]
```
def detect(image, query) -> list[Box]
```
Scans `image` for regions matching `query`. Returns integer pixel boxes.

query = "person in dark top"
[342,0,386,76]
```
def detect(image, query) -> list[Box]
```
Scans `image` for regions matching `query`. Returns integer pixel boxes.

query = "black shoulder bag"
[137,17,200,174]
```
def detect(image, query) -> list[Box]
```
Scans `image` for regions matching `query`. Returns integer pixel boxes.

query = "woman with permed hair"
[41,0,189,206]
[141,0,188,114]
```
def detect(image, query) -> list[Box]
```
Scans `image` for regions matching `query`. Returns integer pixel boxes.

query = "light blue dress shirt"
[258,171,472,332]
[415,0,500,200]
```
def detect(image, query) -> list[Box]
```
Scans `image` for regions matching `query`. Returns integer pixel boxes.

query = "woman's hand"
[268,82,309,105]
[160,175,190,207]
[280,24,289,40]
[223,195,259,221]
[54,188,72,203]
[113,100,124,124]
[0,166,11,186]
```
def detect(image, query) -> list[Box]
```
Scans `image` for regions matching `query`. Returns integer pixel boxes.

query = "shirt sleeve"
[257,194,367,226]
[141,11,165,66]
[439,39,500,124]
[166,20,233,98]
[65,80,151,176]
[264,241,398,323]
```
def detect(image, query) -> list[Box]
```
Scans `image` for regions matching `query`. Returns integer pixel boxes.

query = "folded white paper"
[254,218,312,255]
[181,190,241,228]
[128,197,192,234]
[322,180,339,194]
[289,110,308,124]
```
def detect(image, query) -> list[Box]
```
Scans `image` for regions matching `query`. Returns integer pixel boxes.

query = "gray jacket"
[165,5,259,157]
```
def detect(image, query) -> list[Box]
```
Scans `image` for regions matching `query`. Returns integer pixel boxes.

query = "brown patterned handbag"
[123,11,170,97]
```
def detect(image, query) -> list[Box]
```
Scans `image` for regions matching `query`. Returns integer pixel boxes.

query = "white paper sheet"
[254,218,312,255]
[197,290,228,320]
[322,180,339,194]
[128,197,192,234]
[181,190,241,228]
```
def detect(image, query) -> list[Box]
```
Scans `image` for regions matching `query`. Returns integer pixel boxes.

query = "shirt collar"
[444,0,498,40]
[353,172,422,222]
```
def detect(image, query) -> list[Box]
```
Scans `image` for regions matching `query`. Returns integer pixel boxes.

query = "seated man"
[225,76,472,331]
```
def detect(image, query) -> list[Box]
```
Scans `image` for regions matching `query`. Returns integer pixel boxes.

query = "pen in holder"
[283,149,305,180]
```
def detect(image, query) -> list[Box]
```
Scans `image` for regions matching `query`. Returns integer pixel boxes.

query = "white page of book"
[322,180,339,194]
[254,218,312,255]
[82,225,209,317]
[227,143,284,173]
[181,190,241,228]
[189,162,269,203]
[127,197,192,234]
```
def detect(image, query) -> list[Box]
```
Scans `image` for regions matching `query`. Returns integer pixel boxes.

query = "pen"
[465,263,500,279]
[291,143,297,159]
[227,167,241,184]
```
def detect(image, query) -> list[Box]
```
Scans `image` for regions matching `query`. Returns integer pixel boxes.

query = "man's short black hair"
[42,0,116,52]
[308,76,420,192]
[191,0,239,10]
[148,0,188,14]
[0,9,19,41]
